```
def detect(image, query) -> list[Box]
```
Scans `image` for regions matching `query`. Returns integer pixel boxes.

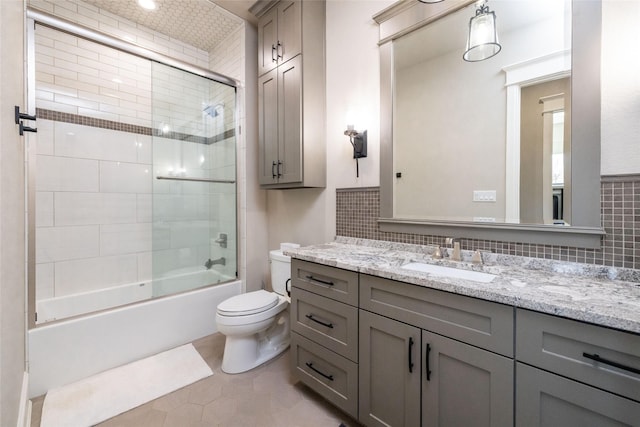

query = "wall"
[210,22,269,293]
[0,0,26,425]
[265,0,391,252]
[600,0,640,175]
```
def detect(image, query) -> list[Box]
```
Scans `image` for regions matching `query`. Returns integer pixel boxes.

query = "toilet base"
[221,313,290,374]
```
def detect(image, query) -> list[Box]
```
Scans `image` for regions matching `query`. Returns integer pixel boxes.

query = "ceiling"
[81,0,257,53]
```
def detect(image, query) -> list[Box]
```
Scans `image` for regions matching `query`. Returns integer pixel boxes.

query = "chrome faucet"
[445,237,462,261]
[205,257,226,269]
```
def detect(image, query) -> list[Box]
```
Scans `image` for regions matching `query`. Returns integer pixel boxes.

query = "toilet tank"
[269,246,295,296]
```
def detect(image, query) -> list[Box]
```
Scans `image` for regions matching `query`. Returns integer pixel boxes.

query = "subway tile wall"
[336,177,640,270]
[31,2,244,321]
[29,0,210,69]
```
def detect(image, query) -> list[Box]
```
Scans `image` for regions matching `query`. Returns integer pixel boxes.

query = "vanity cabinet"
[359,310,421,426]
[515,309,640,425]
[359,275,514,427]
[290,259,359,418]
[255,0,325,189]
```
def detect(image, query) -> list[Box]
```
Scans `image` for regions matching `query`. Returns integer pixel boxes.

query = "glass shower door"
[151,62,237,297]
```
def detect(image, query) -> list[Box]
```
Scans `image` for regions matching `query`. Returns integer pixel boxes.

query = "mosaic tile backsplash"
[336,175,640,270]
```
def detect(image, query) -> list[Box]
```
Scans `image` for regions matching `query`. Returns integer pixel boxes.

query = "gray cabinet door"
[276,1,301,65]
[359,310,421,427]
[277,54,302,184]
[516,362,640,426]
[257,5,278,76]
[258,68,279,185]
[422,331,514,427]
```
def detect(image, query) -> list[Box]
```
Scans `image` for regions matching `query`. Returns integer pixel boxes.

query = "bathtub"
[28,275,241,398]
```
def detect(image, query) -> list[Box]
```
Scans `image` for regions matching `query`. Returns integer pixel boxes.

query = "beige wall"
[601,0,640,175]
[0,1,26,425]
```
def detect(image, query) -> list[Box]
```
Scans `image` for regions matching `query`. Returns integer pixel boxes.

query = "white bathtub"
[36,267,229,324]
[28,278,241,398]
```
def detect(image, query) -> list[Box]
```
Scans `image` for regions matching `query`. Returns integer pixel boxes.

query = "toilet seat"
[217,290,279,317]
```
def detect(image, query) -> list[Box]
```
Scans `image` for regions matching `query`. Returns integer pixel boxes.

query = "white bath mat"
[40,343,212,427]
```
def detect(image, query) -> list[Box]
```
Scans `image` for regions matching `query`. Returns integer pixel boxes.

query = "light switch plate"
[473,190,497,202]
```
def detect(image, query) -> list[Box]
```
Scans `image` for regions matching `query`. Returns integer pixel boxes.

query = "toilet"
[215,244,296,373]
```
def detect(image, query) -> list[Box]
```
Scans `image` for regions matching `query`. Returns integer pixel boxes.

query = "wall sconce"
[344,125,367,178]
[463,1,501,62]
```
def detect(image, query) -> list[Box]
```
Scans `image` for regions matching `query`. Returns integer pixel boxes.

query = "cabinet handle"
[277,160,282,177]
[408,337,414,373]
[305,275,334,286]
[583,352,640,375]
[425,343,432,381]
[271,44,277,63]
[272,161,277,179]
[305,314,334,329]
[306,362,334,381]
[276,41,283,60]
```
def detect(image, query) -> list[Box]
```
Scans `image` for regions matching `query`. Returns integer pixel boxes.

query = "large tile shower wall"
[32,14,236,322]
[336,177,640,270]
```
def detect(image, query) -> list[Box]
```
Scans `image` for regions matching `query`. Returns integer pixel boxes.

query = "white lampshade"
[463,4,501,62]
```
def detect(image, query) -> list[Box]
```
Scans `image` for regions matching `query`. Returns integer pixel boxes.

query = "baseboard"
[17,371,31,427]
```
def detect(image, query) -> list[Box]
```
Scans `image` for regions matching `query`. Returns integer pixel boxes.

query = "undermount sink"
[401,262,497,283]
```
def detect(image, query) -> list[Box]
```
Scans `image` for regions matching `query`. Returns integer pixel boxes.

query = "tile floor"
[30,333,360,427]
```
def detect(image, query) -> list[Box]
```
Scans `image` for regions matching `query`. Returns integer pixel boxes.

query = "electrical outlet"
[473,190,497,202]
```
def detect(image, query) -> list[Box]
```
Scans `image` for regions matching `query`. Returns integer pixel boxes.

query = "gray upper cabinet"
[257,1,301,76]
[258,56,302,185]
[254,0,326,189]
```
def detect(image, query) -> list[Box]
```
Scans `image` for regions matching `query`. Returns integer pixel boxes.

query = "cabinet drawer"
[517,309,640,402]
[291,259,358,306]
[291,332,358,419]
[516,362,640,426]
[291,287,358,362]
[360,275,514,357]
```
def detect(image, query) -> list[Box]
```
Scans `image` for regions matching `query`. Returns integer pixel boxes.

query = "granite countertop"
[285,237,640,334]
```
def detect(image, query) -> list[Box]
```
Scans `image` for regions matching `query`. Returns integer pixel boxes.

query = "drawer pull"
[306,362,334,381]
[305,275,334,287]
[305,314,334,329]
[425,343,432,381]
[582,352,640,375]
[408,337,414,373]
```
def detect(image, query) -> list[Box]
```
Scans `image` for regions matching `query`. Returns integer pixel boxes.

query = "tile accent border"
[336,177,639,269]
[36,108,234,144]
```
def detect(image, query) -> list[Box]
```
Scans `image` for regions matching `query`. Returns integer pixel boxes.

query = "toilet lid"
[217,290,279,316]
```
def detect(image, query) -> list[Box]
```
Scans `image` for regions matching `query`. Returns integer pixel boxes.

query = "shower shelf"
[156,175,235,184]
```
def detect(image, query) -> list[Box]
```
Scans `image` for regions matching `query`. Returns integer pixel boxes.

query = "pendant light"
[463,1,501,62]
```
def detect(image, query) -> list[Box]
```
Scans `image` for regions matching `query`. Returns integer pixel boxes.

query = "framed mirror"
[375,0,604,248]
